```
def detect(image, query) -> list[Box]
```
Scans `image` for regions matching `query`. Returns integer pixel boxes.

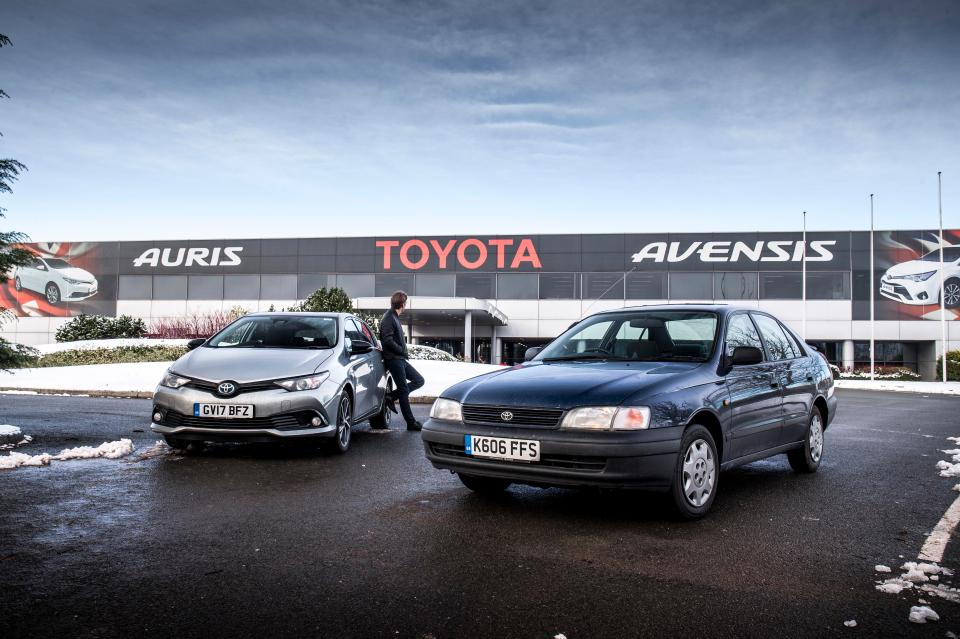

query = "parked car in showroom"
[13,254,98,305]
[151,312,393,452]
[880,246,960,308]
[421,305,837,519]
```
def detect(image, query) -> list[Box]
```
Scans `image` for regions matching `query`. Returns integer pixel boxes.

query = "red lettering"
[429,239,456,269]
[399,239,429,270]
[487,239,513,269]
[457,238,488,270]
[376,240,400,270]
[510,239,542,269]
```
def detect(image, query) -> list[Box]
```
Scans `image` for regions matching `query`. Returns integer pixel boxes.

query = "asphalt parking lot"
[1,389,959,638]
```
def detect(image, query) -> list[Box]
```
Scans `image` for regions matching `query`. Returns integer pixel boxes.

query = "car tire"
[369,379,393,430]
[943,278,960,309]
[326,393,352,454]
[45,282,61,305]
[457,473,511,494]
[788,407,825,473]
[670,424,719,520]
[14,276,22,291]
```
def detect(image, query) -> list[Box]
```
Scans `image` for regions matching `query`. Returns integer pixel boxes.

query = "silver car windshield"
[207,316,338,349]
[538,311,718,362]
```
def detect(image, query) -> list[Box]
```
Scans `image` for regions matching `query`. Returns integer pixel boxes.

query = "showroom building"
[4,230,959,378]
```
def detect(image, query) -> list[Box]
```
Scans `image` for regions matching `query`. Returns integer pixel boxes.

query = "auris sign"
[133,247,244,267]
[376,238,542,270]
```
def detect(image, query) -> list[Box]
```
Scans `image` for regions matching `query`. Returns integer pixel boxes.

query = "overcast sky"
[1,0,958,241]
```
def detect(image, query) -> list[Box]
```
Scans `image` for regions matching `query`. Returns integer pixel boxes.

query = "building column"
[842,339,854,372]
[492,326,501,366]
[464,310,473,362]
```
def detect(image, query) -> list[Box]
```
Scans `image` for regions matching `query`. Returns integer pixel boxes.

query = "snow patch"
[0,425,21,437]
[54,439,134,460]
[908,605,939,624]
[0,451,53,470]
[937,460,960,478]
[843,620,857,628]
[874,564,891,573]
[876,578,912,594]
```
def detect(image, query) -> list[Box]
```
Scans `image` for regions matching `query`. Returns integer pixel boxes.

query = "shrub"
[936,350,960,382]
[408,344,458,362]
[286,287,353,313]
[839,366,922,381]
[0,337,39,370]
[29,345,188,368]
[55,314,147,342]
[149,309,241,339]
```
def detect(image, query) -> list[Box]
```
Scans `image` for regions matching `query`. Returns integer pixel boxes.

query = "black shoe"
[384,393,398,414]
[406,420,423,432]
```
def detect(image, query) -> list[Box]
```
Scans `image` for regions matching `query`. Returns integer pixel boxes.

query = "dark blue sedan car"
[421,304,837,518]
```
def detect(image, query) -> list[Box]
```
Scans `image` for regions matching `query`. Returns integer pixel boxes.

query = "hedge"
[23,345,189,368]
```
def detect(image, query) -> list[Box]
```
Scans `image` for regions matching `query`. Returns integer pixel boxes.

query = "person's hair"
[390,290,408,310]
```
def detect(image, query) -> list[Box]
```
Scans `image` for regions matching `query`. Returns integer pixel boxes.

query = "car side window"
[752,313,798,360]
[778,320,807,357]
[725,313,764,358]
[345,318,366,343]
[357,319,377,345]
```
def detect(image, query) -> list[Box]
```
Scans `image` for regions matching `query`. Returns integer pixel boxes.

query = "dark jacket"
[379,310,408,361]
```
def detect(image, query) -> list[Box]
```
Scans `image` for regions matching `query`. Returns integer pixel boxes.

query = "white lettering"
[668,242,701,262]
[132,248,160,268]
[698,241,730,262]
[761,241,792,262]
[808,240,836,262]
[731,241,763,262]
[132,246,245,268]
[220,247,243,266]
[185,247,210,266]
[631,242,667,263]
[161,248,185,267]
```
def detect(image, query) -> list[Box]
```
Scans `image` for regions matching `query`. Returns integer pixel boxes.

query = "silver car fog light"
[152,411,163,422]
[311,416,324,427]
[275,372,330,392]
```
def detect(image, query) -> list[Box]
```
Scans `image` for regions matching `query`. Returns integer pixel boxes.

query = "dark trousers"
[384,358,425,425]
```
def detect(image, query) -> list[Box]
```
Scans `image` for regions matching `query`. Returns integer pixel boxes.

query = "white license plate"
[465,434,540,462]
[881,282,894,293]
[193,403,254,419]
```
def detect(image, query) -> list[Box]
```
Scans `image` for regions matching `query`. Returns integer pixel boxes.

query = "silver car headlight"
[160,371,190,389]
[274,372,330,392]
[562,406,651,430]
[62,276,86,285]
[889,270,936,282]
[429,398,463,422]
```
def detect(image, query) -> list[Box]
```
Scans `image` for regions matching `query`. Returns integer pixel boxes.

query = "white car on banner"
[13,254,98,305]
[880,247,960,308]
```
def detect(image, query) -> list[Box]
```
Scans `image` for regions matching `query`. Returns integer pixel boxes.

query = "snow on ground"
[34,338,190,355]
[842,620,856,628]
[0,425,21,437]
[834,380,960,395]
[908,605,939,623]
[0,438,135,470]
[0,358,501,397]
[875,565,891,573]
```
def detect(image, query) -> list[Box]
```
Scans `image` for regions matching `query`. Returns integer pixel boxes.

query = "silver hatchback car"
[150,312,393,452]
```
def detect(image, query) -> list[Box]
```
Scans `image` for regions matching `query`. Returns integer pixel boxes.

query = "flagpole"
[939,171,948,383]
[870,194,875,382]
[802,211,807,340]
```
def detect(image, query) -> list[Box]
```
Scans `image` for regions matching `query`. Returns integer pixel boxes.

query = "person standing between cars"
[380,291,425,431]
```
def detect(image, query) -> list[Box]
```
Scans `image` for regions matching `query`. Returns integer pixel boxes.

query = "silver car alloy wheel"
[682,438,716,508]
[337,396,352,448]
[46,283,60,304]
[945,282,960,307]
[809,412,824,463]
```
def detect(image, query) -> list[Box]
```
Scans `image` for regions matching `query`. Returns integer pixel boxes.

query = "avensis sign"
[631,240,837,263]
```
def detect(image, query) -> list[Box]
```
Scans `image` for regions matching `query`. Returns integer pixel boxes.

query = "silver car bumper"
[150,382,342,441]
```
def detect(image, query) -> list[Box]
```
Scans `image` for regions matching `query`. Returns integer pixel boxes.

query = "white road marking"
[919,493,960,562]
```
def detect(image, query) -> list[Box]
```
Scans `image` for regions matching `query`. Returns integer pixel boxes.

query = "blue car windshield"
[538,311,718,362]
[207,316,338,349]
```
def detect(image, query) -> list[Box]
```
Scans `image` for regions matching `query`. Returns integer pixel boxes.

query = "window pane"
[582,273,624,299]
[753,313,797,360]
[297,274,334,299]
[224,275,260,300]
[118,275,152,300]
[497,274,538,299]
[153,276,187,300]
[261,275,298,300]
[415,274,455,297]
[539,273,579,299]
[669,272,712,299]
[807,272,850,299]
[345,318,365,342]
[714,272,758,300]
[336,274,374,298]
[625,272,666,299]
[456,273,494,299]
[188,275,223,300]
[725,313,763,356]
[375,274,414,297]
[760,272,802,299]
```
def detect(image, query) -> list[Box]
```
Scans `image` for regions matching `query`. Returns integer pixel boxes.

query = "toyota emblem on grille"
[500,411,514,422]
[217,381,237,396]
